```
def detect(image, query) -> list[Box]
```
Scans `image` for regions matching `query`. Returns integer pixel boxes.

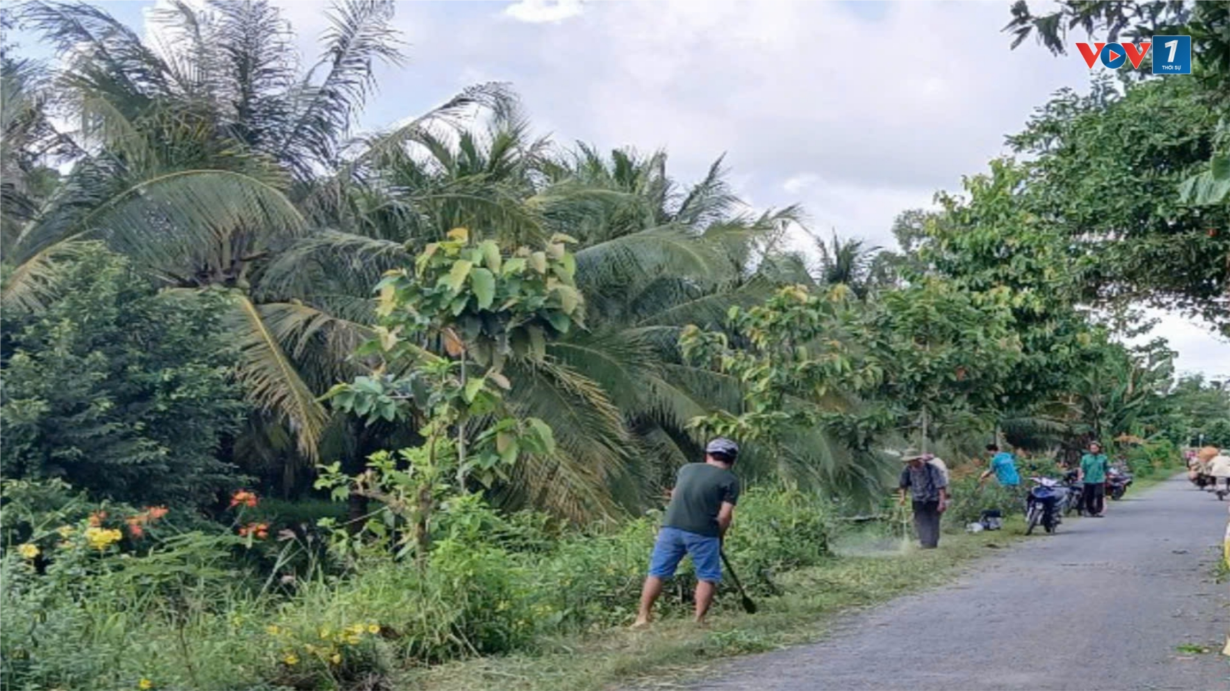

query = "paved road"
[696,475,1229,691]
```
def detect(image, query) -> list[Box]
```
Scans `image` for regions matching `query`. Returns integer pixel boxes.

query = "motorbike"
[1025,477,1065,535]
[1106,465,1133,501]
[1063,471,1085,517]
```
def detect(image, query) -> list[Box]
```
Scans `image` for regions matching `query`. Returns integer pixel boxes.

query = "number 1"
[1165,40,1178,63]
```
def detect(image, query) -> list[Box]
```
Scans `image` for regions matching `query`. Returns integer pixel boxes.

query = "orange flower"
[146,506,169,520]
[127,523,145,539]
[238,525,250,537]
[88,511,107,527]
[228,490,258,509]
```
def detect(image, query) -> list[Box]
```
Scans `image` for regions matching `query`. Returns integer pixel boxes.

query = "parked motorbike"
[1106,465,1133,501]
[1025,477,1064,535]
[1063,475,1085,517]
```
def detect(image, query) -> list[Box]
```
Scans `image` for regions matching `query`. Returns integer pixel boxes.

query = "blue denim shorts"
[648,526,722,583]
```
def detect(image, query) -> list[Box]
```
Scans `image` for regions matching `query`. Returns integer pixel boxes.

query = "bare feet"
[631,618,651,630]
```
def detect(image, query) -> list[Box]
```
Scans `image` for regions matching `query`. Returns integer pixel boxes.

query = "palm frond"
[279,0,402,176]
[227,293,329,460]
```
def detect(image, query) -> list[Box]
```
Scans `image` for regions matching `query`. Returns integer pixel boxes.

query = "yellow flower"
[282,653,299,666]
[345,634,361,646]
[330,653,342,664]
[17,543,39,560]
[138,679,153,690]
[319,626,331,640]
[56,525,74,539]
[367,624,380,635]
[265,625,280,636]
[85,527,123,551]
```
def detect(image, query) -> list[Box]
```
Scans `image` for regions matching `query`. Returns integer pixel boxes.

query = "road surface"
[695,475,1229,691]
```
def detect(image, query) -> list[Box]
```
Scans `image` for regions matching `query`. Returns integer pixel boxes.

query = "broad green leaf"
[527,418,556,455]
[559,252,576,280]
[464,377,485,403]
[502,257,527,276]
[545,311,572,333]
[471,268,496,309]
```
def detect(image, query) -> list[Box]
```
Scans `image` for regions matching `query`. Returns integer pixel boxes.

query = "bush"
[723,487,835,590]
[943,475,1020,529]
[0,486,842,690]
[0,247,247,509]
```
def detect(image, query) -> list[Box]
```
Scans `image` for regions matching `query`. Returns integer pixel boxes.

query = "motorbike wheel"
[1025,505,1040,535]
[1110,486,1125,501]
[1066,494,1082,516]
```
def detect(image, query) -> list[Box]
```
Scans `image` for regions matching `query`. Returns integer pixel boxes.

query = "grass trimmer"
[719,549,757,614]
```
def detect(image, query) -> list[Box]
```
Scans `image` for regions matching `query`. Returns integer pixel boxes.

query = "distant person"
[898,448,949,549]
[1079,442,1109,517]
[979,444,1021,487]
[1209,450,1230,497]
[634,438,741,628]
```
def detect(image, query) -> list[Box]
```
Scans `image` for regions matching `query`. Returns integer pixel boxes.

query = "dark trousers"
[912,500,941,548]
[1082,482,1105,516]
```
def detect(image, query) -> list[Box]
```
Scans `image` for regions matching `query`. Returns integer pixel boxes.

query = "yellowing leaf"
[546,242,565,259]
[479,240,502,273]
[443,328,465,357]
[529,251,547,274]
[549,233,579,245]
[553,284,581,313]
[377,283,396,317]
[375,326,401,351]
[447,227,469,243]
[442,259,473,293]
[489,371,511,390]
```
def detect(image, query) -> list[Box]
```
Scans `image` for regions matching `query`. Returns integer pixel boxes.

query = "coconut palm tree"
[3,0,504,465]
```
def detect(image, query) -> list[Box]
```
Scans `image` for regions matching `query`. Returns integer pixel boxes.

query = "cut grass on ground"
[396,522,1027,691]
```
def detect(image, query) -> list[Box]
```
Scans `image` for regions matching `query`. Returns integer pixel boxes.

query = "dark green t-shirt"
[663,463,740,537]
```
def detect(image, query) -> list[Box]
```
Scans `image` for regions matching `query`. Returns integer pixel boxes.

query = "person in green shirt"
[1078,441,1109,517]
[634,438,741,627]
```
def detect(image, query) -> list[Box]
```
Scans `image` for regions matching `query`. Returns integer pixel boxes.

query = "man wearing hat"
[898,448,949,549]
[634,438,741,627]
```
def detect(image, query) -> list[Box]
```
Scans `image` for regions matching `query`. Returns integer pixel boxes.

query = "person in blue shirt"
[979,444,1021,487]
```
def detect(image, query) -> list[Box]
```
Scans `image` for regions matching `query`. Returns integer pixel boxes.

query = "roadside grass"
[396,520,1027,691]
[402,473,1196,691]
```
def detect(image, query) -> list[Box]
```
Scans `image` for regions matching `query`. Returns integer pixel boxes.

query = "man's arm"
[937,485,949,512]
[717,501,735,539]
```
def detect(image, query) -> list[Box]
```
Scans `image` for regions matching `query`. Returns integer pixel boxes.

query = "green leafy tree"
[866,279,1024,449]
[0,246,246,506]
[319,228,576,561]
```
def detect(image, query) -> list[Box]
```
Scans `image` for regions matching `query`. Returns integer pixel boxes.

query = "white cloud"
[1124,311,1230,379]
[503,0,583,24]
[129,0,1225,377]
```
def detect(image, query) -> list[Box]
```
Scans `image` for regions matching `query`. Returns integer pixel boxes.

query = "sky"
[11,0,1229,378]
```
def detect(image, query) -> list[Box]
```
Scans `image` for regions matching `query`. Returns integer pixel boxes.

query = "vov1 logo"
[1076,42,1151,69]
[1076,36,1192,74]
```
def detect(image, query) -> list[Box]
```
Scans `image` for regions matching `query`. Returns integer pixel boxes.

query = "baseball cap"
[706,438,739,462]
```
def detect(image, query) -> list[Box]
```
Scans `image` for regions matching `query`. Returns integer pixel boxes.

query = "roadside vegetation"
[0,2,1227,690]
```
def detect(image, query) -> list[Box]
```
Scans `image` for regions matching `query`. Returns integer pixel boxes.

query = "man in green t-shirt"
[1079,441,1109,517]
[634,438,741,627]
